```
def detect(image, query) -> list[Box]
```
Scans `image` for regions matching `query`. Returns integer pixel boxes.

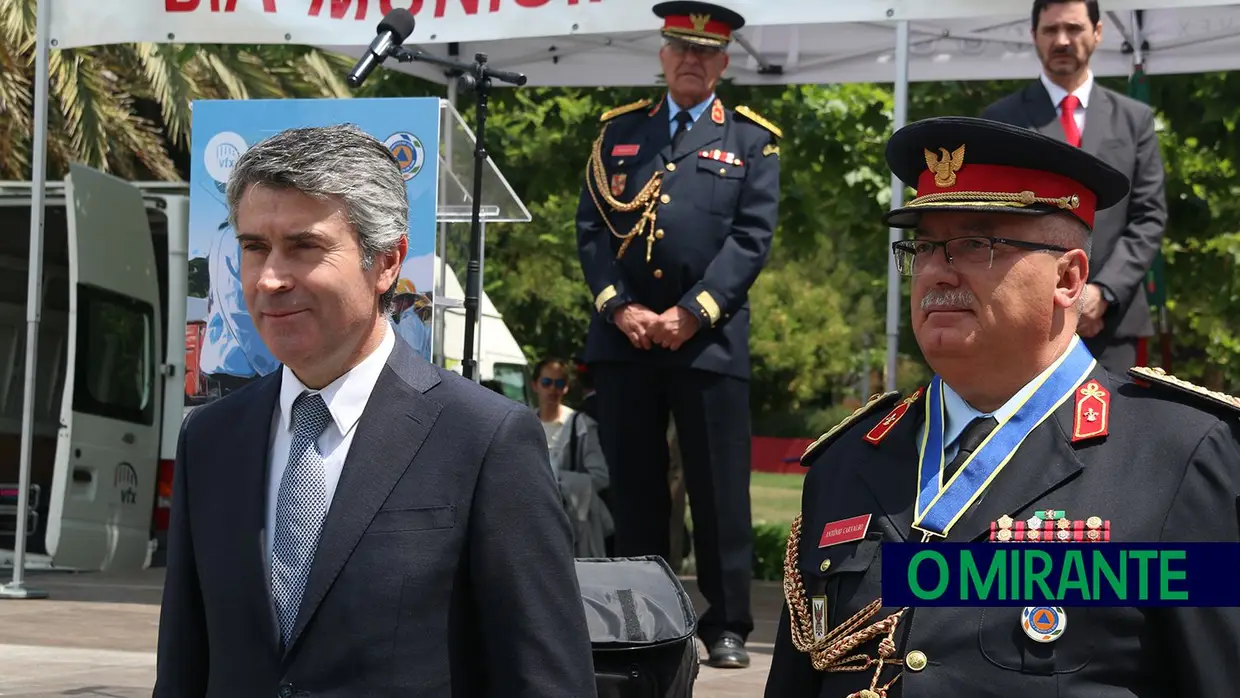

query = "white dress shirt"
[1039,70,1094,134]
[265,323,396,559]
[940,335,1084,462]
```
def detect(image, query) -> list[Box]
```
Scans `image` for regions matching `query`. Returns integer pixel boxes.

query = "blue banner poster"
[184,97,439,405]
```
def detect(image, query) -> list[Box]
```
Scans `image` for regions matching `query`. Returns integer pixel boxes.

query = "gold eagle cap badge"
[924,145,966,187]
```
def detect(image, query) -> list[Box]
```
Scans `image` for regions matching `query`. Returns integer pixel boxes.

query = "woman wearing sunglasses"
[532,357,613,557]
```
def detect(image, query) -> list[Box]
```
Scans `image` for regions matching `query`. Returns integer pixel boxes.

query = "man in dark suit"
[575,0,781,669]
[980,0,1167,374]
[764,116,1240,697]
[154,124,598,698]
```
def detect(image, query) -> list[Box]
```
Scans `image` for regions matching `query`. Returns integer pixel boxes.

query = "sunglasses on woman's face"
[539,377,567,389]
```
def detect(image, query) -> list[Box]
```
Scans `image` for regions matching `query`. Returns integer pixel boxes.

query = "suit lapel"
[230,371,284,651]
[1024,81,1067,142]
[283,341,443,655]
[1080,87,1112,156]
[856,396,926,542]
[643,107,673,165]
[667,98,724,165]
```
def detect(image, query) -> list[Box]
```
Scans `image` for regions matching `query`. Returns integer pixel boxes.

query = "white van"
[0,165,528,573]
[0,165,185,572]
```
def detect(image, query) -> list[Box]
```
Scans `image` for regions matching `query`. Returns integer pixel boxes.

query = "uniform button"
[655,229,664,239]
[666,162,676,172]
[819,559,831,572]
[278,685,295,698]
[660,194,671,204]
[906,650,928,672]
[653,269,663,279]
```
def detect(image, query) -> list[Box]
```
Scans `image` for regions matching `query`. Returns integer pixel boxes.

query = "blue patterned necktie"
[271,390,332,647]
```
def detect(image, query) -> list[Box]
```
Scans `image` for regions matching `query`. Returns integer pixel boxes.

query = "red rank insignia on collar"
[864,387,924,445]
[1071,379,1110,443]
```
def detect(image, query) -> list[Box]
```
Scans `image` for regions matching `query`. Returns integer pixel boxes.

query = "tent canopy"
[48,1,1240,86]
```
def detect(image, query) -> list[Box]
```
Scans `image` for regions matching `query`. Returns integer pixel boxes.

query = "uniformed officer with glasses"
[766,116,1240,698]
[574,0,782,669]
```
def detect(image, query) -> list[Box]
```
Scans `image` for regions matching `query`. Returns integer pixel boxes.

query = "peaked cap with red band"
[653,1,745,49]
[882,116,1130,230]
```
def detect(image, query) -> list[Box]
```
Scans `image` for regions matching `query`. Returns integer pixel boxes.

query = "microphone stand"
[389,45,526,382]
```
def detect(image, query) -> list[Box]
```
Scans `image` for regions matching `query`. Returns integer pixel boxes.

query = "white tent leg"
[434,79,458,368]
[1,0,51,600]
[884,20,910,393]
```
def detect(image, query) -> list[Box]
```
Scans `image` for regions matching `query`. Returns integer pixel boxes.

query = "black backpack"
[576,556,700,697]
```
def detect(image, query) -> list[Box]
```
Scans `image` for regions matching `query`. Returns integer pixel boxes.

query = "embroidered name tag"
[819,513,872,548]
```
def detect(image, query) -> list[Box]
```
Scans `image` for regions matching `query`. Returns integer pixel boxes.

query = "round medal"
[1022,606,1066,643]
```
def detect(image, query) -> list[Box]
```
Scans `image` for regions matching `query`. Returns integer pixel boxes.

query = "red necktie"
[1060,94,1082,147]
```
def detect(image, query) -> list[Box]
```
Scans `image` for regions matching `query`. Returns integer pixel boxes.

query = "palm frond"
[104,108,180,181]
[0,0,35,44]
[132,42,199,147]
[296,51,354,98]
[49,47,115,171]
[199,51,256,100]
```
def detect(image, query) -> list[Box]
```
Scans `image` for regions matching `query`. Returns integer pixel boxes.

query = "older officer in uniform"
[764,116,1240,697]
[575,0,781,669]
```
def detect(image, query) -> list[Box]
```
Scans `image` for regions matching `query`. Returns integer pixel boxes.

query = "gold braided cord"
[584,123,663,261]
[783,513,909,695]
[906,189,1080,211]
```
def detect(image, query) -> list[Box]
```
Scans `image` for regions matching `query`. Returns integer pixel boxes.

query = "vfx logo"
[114,463,139,506]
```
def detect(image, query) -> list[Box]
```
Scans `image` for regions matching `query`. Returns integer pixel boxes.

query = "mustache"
[920,289,976,310]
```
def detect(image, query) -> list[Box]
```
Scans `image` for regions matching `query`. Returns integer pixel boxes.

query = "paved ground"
[0,568,781,697]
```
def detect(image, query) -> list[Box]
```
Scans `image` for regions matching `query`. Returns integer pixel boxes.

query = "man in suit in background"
[154,124,597,698]
[575,0,782,668]
[981,0,1167,373]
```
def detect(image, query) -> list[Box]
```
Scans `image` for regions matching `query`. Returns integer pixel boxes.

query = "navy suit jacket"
[575,95,781,379]
[154,338,598,697]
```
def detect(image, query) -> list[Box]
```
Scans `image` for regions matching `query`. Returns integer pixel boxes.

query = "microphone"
[346,8,417,88]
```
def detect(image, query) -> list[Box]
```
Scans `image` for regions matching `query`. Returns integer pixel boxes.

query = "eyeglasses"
[664,38,724,57]
[539,377,567,389]
[891,236,1071,276]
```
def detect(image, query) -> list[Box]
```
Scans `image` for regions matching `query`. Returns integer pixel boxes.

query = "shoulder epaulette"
[800,391,902,466]
[1128,366,1240,416]
[734,105,782,139]
[600,99,653,123]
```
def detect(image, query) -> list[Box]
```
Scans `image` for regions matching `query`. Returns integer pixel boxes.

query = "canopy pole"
[1,0,51,601]
[884,20,910,393]
[434,79,457,369]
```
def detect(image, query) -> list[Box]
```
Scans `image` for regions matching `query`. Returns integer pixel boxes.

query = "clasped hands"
[612,303,700,351]
[1078,283,1110,338]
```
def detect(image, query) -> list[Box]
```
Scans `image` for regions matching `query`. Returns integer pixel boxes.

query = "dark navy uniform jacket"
[765,364,1240,698]
[575,95,780,379]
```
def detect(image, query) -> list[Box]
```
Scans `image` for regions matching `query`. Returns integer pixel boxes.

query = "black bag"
[576,556,700,698]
